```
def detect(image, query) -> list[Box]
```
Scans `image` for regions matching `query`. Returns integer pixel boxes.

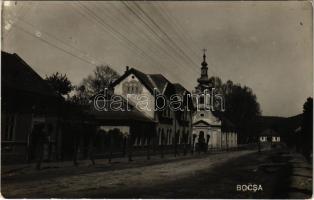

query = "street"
[2,149,312,198]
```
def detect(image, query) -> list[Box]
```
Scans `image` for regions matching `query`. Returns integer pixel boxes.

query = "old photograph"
[1,1,313,199]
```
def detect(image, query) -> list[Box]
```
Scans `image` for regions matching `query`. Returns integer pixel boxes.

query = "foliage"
[69,65,120,105]
[45,72,73,96]
[209,76,261,143]
[68,85,90,105]
[81,65,120,97]
[301,97,313,160]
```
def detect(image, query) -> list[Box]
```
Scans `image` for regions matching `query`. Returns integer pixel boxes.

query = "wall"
[114,73,155,120]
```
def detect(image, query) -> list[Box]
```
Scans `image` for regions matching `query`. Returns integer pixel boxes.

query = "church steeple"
[202,50,208,67]
[196,49,210,92]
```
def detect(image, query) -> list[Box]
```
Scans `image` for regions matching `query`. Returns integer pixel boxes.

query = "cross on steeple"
[202,48,207,62]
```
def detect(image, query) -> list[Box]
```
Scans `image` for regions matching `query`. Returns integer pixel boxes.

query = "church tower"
[195,50,211,93]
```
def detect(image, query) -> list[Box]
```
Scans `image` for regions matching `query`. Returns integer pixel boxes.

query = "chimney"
[125,66,129,72]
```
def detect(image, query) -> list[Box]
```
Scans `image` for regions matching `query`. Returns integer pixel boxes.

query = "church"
[192,52,237,151]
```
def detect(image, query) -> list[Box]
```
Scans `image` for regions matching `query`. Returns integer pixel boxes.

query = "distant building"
[192,52,237,151]
[259,128,280,143]
[1,51,63,164]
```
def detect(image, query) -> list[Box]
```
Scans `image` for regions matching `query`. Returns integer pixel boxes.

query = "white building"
[192,52,237,151]
[259,128,281,143]
[91,66,194,155]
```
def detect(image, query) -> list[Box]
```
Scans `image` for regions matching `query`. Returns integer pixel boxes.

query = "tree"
[301,97,313,161]
[68,65,120,165]
[45,72,73,97]
[208,77,261,144]
[223,83,261,143]
[80,65,120,98]
[68,65,120,105]
[209,76,223,90]
[69,85,90,105]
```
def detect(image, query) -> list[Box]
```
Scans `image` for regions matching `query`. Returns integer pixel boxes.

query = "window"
[199,95,204,104]
[122,80,143,94]
[200,113,204,117]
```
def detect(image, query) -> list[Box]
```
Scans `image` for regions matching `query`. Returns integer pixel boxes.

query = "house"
[259,128,280,143]
[192,52,237,151]
[1,51,63,164]
[87,66,194,157]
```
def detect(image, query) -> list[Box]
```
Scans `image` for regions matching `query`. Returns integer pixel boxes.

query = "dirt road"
[2,149,312,198]
[2,150,253,198]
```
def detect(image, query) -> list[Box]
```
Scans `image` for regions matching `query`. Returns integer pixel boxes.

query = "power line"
[155,2,217,75]
[150,2,200,59]
[4,2,105,66]
[142,2,202,73]
[17,18,107,66]
[125,2,200,76]
[13,23,97,66]
[132,2,199,67]
[74,2,168,71]
[121,1,194,76]
[3,1,37,40]
[152,2,217,75]
[90,2,172,68]
[97,1,190,74]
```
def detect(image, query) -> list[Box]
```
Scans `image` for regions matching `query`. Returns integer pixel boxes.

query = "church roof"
[193,110,236,132]
[193,120,220,127]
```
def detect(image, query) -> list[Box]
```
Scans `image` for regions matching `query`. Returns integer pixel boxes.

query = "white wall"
[114,73,155,120]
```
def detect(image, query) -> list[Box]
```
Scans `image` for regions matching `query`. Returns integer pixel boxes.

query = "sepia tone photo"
[1,1,313,199]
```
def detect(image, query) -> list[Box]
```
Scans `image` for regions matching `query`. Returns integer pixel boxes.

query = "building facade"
[192,53,237,151]
[259,128,281,143]
[90,67,194,157]
[1,52,63,164]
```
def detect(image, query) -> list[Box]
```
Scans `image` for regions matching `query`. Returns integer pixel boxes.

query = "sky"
[2,1,313,117]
